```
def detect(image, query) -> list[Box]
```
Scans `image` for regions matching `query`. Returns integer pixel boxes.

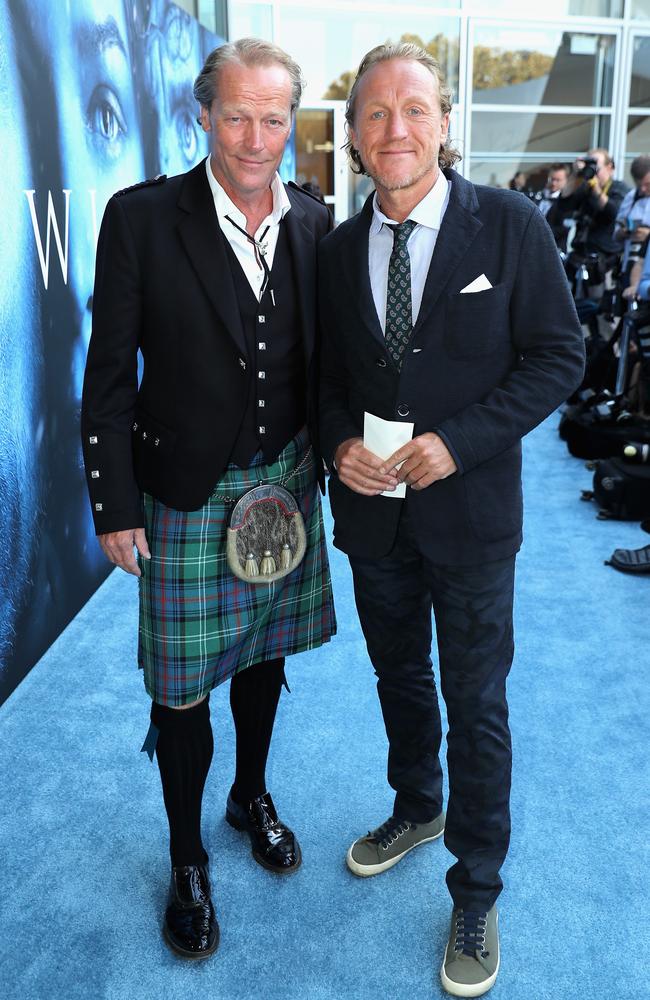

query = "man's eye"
[229,117,241,124]
[87,85,126,144]
[176,108,198,164]
[370,110,384,120]
[407,107,423,116]
[267,119,284,128]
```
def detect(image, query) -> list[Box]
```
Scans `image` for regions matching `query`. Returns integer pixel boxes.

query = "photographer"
[547,148,628,260]
[624,235,650,301]
[615,156,650,278]
[537,163,569,246]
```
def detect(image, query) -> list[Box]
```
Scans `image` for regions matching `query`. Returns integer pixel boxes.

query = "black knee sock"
[229,658,285,804]
[150,696,213,868]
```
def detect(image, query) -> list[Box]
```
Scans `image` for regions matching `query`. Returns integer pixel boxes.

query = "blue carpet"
[0,414,647,1000]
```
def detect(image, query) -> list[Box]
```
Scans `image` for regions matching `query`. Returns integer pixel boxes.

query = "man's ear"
[200,105,211,133]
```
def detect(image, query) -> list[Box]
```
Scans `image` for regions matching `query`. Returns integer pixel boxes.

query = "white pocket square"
[460,274,492,294]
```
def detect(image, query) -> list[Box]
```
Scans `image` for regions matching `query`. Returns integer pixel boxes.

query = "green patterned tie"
[385,219,417,369]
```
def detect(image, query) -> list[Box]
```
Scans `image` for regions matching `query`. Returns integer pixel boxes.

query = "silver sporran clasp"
[226,483,307,584]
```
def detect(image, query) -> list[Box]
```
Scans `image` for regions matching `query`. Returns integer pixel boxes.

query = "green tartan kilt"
[137,429,336,706]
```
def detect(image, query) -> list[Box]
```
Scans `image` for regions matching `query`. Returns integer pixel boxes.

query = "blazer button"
[397,404,410,417]
[376,358,387,368]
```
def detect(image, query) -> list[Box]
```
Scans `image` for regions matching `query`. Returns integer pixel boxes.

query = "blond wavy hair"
[344,42,461,175]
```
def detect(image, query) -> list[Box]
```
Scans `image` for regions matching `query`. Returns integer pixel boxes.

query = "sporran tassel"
[245,552,259,577]
[280,543,292,570]
[260,550,276,575]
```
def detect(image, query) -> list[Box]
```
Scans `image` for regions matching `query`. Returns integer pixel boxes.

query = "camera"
[577,156,599,181]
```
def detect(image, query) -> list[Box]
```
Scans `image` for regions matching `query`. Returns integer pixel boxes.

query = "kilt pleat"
[137,430,336,706]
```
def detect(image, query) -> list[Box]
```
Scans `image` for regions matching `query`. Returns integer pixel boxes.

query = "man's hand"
[622,284,638,300]
[334,437,399,496]
[380,432,457,491]
[99,527,151,576]
[635,225,650,243]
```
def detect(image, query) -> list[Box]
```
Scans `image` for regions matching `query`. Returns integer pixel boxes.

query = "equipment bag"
[559,402,650,459]
[591,457,650,520]
[605,543,650,574]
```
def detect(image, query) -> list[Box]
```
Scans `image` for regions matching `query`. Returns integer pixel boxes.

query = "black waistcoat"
[224,221,306,467]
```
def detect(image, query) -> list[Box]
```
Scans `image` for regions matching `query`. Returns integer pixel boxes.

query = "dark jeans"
[349,507,516,911]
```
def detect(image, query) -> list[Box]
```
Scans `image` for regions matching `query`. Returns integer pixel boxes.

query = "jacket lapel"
[284,188,317,367]
[413,170,483,338]
[339,194,385,346]
[176,162,247,357]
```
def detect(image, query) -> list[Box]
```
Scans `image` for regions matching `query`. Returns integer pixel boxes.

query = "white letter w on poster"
[23,189,71,289]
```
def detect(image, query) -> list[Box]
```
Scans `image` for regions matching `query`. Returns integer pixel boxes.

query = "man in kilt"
[81,38,336,959]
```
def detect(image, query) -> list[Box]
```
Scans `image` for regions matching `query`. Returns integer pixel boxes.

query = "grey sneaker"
[440,906,500,998]
[346,812,445,877]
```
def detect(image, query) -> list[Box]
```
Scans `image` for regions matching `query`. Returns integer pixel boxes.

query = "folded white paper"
[363,411,414,499]
[460,273,492,294]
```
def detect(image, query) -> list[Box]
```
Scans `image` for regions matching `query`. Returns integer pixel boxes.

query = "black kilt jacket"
[81,162,332,535]
[319,168,586,565]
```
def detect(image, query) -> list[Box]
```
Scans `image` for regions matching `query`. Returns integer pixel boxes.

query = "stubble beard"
[368,157,438,194]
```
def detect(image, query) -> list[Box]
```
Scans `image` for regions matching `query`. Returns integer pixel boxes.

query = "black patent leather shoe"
[225,789,302,873]
[163,864,220,960]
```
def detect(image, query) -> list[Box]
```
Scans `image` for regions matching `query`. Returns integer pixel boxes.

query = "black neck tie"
[385,220,417,369]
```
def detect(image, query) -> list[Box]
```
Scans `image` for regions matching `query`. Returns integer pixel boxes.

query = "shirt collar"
[370,169,449,236]
[204,155,291,229]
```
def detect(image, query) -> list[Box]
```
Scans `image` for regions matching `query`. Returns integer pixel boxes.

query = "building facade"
[168,1,650,218]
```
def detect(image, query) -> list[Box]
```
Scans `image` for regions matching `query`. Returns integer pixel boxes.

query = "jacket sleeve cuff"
[92,503,144,536]
[433,426,465,475]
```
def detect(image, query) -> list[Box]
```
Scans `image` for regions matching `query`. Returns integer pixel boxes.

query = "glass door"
[464,16,622,191]
[294,103,348,223]
[620,28,650,183]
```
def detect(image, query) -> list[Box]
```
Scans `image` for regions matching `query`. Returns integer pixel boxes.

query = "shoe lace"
[454,910,489,958]
[370,817,413,850]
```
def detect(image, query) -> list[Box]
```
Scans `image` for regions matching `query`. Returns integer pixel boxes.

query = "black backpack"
[605,543,650,574]
[590,458,650,520]
[559,401,650,460]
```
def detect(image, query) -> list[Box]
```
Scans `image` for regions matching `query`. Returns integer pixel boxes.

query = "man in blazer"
[319,43,584,997]
[81,39,336,959]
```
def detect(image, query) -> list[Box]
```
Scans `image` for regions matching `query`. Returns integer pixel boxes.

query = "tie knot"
[388,219,417,245]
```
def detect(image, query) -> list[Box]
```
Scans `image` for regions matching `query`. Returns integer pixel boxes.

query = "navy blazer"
[319,169,585,565]
[81,162,331,535]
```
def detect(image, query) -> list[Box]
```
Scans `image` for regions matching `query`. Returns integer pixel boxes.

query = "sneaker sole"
[346,825,444,877]
[439,913,500,998]
[439,958,499,998]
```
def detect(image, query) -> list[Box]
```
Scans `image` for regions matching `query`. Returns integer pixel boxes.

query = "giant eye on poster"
[0,0,225,706]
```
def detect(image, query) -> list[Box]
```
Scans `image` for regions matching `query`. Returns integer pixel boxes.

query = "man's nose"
[385,111,408,140]
[245,121,264,151]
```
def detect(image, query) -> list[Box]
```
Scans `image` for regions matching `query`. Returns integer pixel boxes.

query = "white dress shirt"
[204,155,291,301]
[615,188,650,269]
[538,188,560,218]
[369,169,450,332]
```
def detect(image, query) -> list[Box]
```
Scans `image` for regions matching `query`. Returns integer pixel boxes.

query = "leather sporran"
[226,483,307,584]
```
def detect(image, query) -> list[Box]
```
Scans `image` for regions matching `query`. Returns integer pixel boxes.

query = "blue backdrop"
[0,0,226,705]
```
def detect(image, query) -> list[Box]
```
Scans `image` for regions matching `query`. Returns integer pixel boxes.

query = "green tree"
[323,69,357,101]
[473,46,553,90]
[322,34,552,100]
